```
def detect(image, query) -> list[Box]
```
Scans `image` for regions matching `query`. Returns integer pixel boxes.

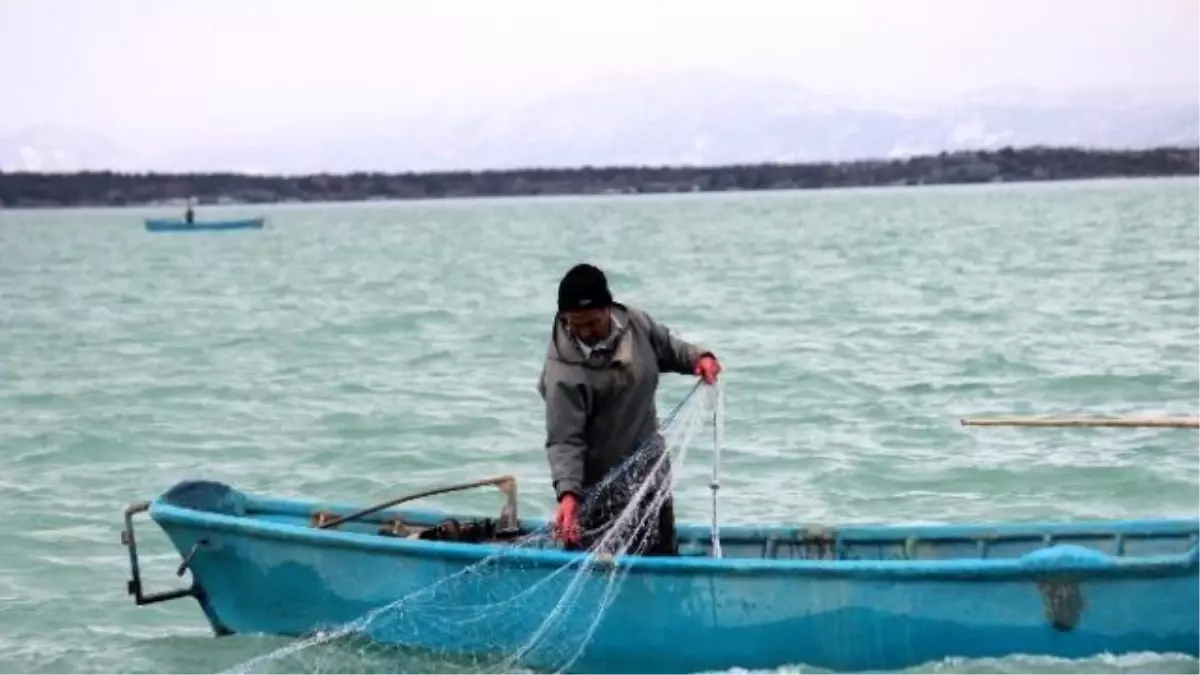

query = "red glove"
[554,493,580,545]
[695,354,722,385]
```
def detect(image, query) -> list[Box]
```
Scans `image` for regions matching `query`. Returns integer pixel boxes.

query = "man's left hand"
[695,355,722,385]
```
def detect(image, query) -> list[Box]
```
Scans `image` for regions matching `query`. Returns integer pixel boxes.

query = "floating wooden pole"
[960,416,1199,429]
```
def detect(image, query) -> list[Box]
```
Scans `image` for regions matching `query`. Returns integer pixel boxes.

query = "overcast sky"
[3,0,1197,148]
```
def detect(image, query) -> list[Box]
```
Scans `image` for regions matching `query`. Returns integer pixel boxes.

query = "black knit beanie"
[557,263,613,312]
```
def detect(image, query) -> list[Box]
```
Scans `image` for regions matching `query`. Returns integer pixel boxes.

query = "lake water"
[0,178,1197,673]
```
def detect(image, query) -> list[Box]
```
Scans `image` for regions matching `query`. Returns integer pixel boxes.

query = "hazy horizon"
[3,0,1197,172]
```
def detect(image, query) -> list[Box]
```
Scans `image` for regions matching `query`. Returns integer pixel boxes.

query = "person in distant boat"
[537,263,721,556]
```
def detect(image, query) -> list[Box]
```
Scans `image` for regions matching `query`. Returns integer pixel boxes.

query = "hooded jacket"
[536,303,711,500]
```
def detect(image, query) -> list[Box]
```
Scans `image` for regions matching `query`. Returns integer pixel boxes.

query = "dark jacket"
[536,303,710,500]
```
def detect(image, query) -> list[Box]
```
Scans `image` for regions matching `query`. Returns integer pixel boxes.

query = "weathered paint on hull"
[136,482,1200,674]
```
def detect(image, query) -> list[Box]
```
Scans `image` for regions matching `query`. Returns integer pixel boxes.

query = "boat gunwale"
[148,495,1200,581]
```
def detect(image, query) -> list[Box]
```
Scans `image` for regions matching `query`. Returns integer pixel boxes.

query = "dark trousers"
[567,449,678,557]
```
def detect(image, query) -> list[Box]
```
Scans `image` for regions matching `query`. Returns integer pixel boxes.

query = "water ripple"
[0,179,1196,673]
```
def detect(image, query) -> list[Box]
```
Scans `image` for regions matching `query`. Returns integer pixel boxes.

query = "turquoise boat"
[144,217,265,232]
[120,475,1199,673]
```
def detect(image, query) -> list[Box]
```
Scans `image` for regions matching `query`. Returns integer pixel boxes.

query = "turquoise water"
[0,178,1197,673]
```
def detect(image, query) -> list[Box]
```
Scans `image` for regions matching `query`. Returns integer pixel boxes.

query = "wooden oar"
[960,416,1199,429]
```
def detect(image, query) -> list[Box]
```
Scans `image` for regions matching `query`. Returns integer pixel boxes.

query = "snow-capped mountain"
[0,126,140,172]
[3,71,1196,174]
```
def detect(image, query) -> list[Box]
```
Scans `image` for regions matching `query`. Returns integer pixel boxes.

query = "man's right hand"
[695,354,722,385]
[554,493,580,546]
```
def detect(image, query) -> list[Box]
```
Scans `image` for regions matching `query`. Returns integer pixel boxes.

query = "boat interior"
[160,476,1200,563]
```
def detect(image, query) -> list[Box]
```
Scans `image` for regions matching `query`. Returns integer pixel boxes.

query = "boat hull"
[131,481,1200,673]
[144,217,264,232]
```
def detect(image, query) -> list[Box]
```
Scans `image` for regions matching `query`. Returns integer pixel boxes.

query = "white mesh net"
[223,381,724,675]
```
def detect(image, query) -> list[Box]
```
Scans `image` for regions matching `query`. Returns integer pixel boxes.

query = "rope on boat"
[709,380,724,559]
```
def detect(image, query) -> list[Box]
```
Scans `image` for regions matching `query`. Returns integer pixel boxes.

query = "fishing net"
[222,380,725,675]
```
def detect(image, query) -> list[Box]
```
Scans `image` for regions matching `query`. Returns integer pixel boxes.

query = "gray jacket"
[536,303,712,500]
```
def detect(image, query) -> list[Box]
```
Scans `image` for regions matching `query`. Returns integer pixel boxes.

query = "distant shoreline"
[1,145,1196,209]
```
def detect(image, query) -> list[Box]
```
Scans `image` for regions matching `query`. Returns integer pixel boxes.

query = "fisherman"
[537,263,721,556]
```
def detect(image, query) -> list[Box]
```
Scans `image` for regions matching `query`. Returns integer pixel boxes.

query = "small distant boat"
[119,475,1200,674]
[144,217,265,232]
